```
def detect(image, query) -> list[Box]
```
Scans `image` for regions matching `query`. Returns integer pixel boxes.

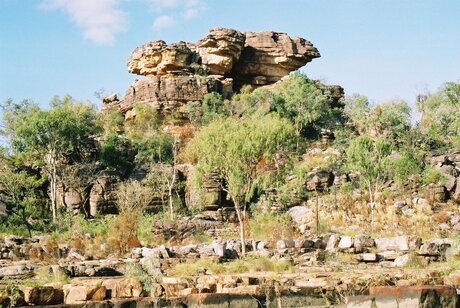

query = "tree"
[345,136,392,230]
[2,96,100,221]
[186,114,296,256]
[272,73,333,146]
[417,81,460,147]
[0,153,46,237]
[343,95,411,146]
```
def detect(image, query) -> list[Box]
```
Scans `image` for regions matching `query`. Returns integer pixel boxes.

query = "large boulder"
[374,236,409,252]
[20,286,63,306]
[197,28,246,75]
[230,31,320,88]
[128,41,193,76]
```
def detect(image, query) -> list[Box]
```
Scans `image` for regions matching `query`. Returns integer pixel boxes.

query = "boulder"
[453,180,460,203]
[102,277,143,298]
[287,206,312,226]
[369,285,457,308]
[354,253,378,262]
[374,236,409,251]
[393,254,411,267]
[230,31,320,88]
[337,236,353,250]
[20,286,63,306]
[128,41,193,76]
[353,234,374,253]
[89,171,121,216]
[325,234,341,252]
[305,170,334,191]
[276,240,295,250]
[197,28,246,75]
[0,264,34,278]
[426,184,448,203]
[109,28,323,118]
[419,238,452,258]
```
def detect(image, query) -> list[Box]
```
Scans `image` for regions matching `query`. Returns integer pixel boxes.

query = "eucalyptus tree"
[2,96,100,221]
[186,113,296,256]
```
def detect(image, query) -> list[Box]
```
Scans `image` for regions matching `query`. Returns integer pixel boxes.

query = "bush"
[249,212,295,241]
[115,180,155,214]
[421,166,446,185]
[392,153,422,186]
[106,211,141,255]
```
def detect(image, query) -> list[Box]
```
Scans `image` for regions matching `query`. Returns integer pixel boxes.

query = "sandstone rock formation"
[230,31,320,87]
[196,28,246,75]
[104,27,321,116]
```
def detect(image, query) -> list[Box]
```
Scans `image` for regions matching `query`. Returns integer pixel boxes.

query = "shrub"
[249,212,295,241]
[115,180,155,214]
[421,166,447,185]
[107,211,141,255]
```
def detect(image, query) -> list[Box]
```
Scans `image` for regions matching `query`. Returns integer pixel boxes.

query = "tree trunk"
[168,185,174,220]
[168,138,178,220]
[368,185,375,233]
[233,200,246,257]
[21,206,32,238]
[50,155,57,222]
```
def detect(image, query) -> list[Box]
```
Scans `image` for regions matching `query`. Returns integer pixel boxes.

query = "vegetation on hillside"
[1,74,459,249]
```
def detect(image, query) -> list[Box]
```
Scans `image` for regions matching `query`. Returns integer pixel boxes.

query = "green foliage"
[98,109,124,138]
[249,212,295,241]
[125,103,162,138]
[201,92,228,124]
[5,283,22,306]
[6,95,100,160]
[123,261,161,291]
[392,152,423,186]
[229,86,274,117]
[418,82,460,147]
[345,136,393,229]
[133,133,174,164]
[421,166,447,185]
[343,95,411,146]
[272,73,335,140]
[99,134,133,172]
[187,114,296,206]
[0,170,46,237]
[345,136,393,187]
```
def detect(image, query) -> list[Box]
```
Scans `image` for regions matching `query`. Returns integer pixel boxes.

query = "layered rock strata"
[104,27,321,116]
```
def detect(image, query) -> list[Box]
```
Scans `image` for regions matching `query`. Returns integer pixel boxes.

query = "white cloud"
[183,7,198,20]
[152,15,175,30]
[39,0,127,45]
[147,0,205,21]
[147,0,181,10]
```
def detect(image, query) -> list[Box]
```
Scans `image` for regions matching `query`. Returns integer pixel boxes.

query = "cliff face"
[103,28,320,116]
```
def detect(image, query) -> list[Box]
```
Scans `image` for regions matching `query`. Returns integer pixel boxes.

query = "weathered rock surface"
[197,28,246,75]
[128,41,193,76]
[230,31,320,87]
[119,74,233,116]
[106,27,323,116]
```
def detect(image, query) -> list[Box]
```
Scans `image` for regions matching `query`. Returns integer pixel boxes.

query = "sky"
[0,0,459,113]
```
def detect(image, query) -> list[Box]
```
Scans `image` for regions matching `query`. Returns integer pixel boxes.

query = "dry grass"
[167,255,293,277]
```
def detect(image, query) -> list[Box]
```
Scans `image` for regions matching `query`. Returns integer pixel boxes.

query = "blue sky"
[1,0,459,112]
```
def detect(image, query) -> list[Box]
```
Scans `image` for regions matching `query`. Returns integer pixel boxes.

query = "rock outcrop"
[230,31,320,88]
[104,27,321,116]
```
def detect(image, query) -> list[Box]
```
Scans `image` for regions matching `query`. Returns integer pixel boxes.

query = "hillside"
[0,27,460,307]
